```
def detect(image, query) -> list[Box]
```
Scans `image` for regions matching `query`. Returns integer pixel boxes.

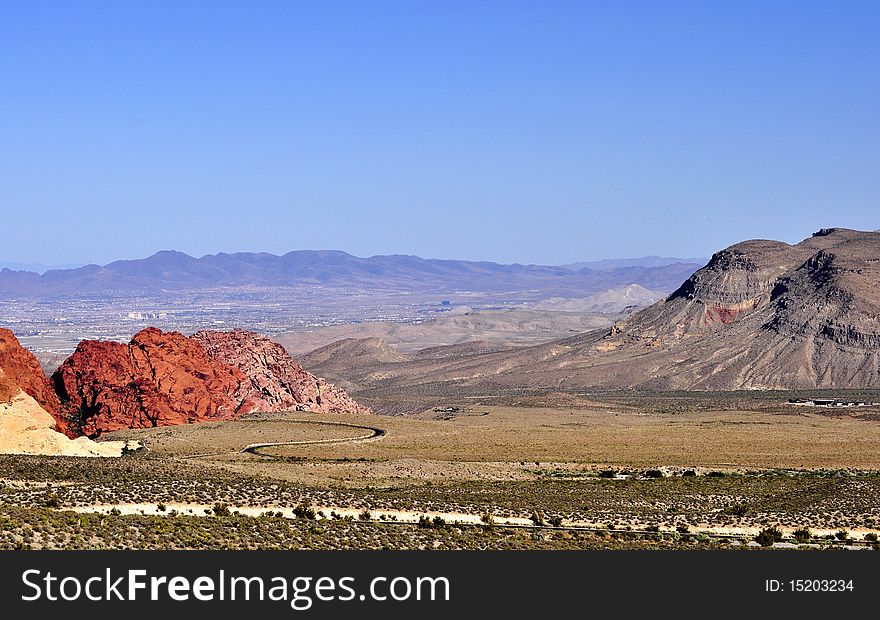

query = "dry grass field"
[103,402,880,487]
[5,395,880,550]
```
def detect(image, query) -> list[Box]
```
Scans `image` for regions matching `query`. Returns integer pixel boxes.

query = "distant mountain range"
[560,256,708,271]
[0,250,701,298]
[0,261,83,274]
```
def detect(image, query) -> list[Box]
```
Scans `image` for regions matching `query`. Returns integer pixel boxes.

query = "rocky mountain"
[301,229,880,393]
[52,327,368,437]
[546,227,880,389]
[0,249,700,297]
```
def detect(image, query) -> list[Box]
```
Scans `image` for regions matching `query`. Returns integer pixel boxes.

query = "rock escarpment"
[542,228,880,389]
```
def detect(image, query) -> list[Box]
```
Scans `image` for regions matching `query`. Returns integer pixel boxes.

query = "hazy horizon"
[0,249,708,275]
[3,2,878,265]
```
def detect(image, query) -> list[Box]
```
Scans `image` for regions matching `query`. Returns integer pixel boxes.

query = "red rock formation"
[53,328,245,437]
[0,372,19,403]
[51,327,369,437]
[0,328,69,435]
[193,329,371,415]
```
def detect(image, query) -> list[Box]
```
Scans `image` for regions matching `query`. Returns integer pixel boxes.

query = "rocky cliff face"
[193,330,371,414]
[51,327,368,437]
[0,328,67,435]
[552,228,880,389]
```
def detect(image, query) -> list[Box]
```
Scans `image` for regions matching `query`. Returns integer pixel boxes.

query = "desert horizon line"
[0,248,708,275]
[5,225,877,275]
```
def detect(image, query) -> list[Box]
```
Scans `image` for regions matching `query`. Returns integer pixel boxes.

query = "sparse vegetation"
[293,503,317,520]
[755,527,783,547]
[3,393,880,551]
[42,492,62,509]
[792,528,811,543]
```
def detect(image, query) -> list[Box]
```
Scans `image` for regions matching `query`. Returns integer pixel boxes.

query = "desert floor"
[3,395,880,550]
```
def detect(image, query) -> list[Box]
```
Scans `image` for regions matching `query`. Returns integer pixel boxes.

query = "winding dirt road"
[241,420,386,457]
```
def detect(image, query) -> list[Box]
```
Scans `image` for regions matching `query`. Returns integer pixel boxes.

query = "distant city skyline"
[2,1,878,266]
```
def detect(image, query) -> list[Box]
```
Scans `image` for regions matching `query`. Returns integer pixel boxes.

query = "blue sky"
[1,1,878,266]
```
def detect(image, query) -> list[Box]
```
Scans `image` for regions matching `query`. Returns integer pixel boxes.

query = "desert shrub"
[598,470,616,478]
[676,525,690,534]
[529,512,545,526]
[481,513,495,526]
[727,504,749,517]
[755,527,783,547]
[643,470,663,479]
[293,503,316,520]
[43,493,62,509]
[212,503,231,517]
[792,528,811,543]
[864,533,878,542]
[835,530,850,542]
[359,509,372,521]
[548,516,563,527]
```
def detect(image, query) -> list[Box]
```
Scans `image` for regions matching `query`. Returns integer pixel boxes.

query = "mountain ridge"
[0,249,701,296]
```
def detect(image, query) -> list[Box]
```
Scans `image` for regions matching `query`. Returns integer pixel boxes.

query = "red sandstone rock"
[0,328,68,435]
[193,329,371,415]
[52,328,245,437]
[0,373,19,403]
[51,327,369,437]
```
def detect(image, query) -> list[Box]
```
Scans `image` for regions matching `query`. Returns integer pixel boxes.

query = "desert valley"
[2,228,880,550]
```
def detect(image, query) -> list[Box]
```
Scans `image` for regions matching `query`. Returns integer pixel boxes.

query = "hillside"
[301,229,880,394]
[279,307,636,357]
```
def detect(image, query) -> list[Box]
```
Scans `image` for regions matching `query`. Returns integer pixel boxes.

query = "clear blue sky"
[1,1,878,266]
